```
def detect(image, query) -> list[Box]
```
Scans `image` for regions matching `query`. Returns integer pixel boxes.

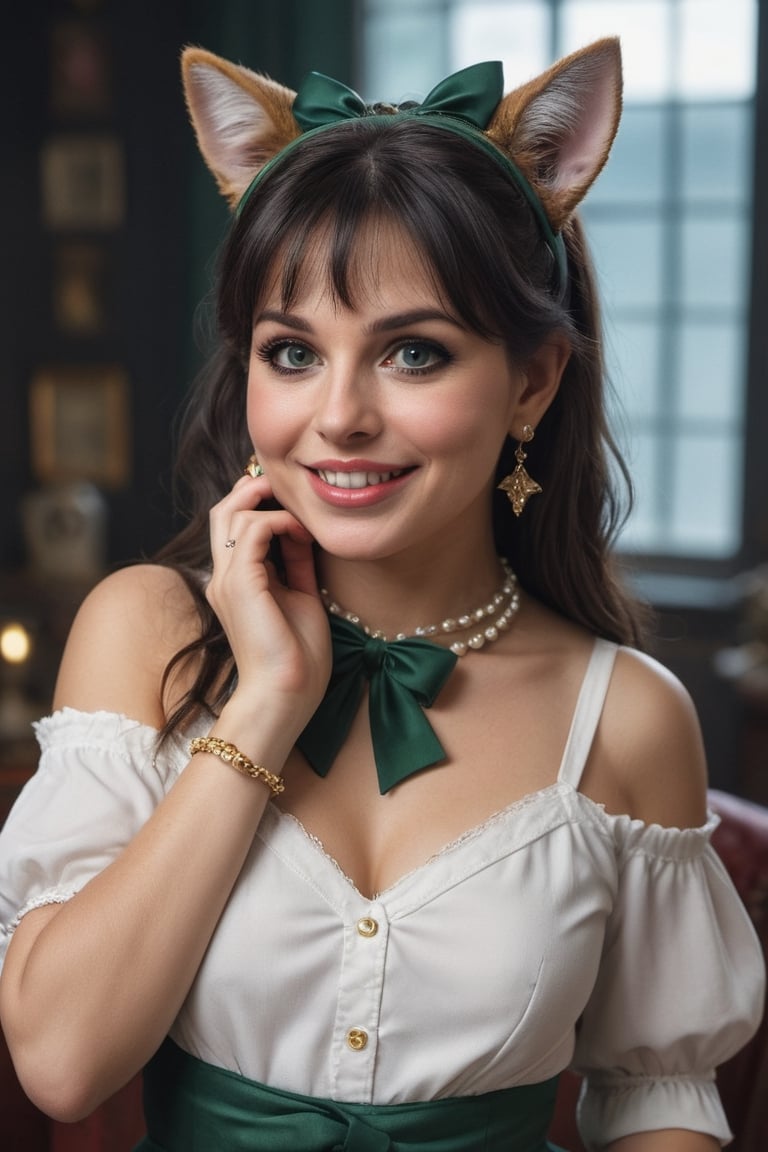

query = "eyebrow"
[254,308,465,334]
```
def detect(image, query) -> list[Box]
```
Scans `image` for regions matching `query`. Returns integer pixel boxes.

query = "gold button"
[346,1028,368,1051]
[356,916,378,938]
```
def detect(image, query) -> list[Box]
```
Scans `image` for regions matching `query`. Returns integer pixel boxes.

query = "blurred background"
[1,0,767,799]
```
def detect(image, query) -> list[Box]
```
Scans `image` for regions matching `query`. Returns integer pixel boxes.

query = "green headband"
[236,62,568,296]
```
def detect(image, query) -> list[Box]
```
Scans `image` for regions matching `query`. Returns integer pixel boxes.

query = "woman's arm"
[608,1133,720,1151]
[578,648,748,1152]
[0,477,329,1121]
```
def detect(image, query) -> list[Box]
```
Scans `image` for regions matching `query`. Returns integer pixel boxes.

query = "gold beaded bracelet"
[189,736,285,795]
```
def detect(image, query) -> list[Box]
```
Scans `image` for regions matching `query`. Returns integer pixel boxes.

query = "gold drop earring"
[497,425,541,517]
[243,453,264,478]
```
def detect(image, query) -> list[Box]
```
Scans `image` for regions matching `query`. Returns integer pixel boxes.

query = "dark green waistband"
[136,1037,566,1151]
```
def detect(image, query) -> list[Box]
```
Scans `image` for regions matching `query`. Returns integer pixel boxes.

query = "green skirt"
[135,1037,568,1151]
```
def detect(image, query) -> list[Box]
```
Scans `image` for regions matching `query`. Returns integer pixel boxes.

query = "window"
[362,0,757,562]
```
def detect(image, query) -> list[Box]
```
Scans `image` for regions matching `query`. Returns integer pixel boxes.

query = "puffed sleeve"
[573,812,766,1150]
[0,708,181,969]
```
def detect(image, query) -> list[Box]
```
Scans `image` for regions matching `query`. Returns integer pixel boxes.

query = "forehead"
[261,214,451,314]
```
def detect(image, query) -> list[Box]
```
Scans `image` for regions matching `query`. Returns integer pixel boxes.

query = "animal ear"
[181,47,300,210]
[486,38,622,231]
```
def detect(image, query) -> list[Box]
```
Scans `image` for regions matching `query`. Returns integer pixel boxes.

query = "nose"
[314,364,382,444]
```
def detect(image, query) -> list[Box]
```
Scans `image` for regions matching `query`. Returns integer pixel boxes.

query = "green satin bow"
[236,63,567,293]
[292,61,504,133]
[296,614,457,794]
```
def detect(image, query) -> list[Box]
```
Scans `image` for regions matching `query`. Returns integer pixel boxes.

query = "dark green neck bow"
[236,62,567,294]
[296,614,457,794]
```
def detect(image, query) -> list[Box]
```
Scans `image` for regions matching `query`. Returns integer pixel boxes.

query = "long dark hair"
[156,116,647,735]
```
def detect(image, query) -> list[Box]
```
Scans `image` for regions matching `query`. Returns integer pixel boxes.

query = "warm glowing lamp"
[0,621,35,740]
[0,623,32,666]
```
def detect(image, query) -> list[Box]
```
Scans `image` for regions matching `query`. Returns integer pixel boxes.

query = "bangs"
[269,211,485,331]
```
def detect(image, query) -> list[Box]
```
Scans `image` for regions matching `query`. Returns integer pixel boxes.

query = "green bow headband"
[237,62,568,295]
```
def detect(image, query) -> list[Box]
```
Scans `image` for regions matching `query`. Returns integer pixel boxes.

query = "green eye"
[273,343,318,369]
[387,341,447,373]
[399,344,435,368]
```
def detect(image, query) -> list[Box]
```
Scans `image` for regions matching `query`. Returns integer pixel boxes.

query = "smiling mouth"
[315,468,409,489]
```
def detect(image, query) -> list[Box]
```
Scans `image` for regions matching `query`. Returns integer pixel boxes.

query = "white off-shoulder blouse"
[0,639,764,1150]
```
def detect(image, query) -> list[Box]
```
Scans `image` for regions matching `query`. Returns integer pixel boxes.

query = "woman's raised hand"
[206,472,332,734]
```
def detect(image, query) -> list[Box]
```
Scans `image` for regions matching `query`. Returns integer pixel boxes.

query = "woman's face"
[246,220,562,565]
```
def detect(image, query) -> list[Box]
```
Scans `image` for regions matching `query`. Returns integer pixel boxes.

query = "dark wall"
[2,3,186,567]
[0,0,355,571]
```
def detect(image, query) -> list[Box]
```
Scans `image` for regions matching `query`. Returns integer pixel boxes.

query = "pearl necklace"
[320,559,520,657]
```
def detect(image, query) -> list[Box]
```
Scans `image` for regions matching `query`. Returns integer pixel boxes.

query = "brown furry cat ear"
[181,47,299,210]
[486,38,622,232]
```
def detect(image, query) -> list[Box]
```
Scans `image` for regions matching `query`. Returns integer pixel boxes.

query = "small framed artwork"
[30,365,130,488]
[50,19,111,119]
[52,242,110,335]
[41,135,124,230]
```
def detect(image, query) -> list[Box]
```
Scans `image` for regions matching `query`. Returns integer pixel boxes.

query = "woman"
[0,37,763,1151]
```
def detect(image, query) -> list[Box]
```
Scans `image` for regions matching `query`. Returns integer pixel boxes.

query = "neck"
[316,545,507,642]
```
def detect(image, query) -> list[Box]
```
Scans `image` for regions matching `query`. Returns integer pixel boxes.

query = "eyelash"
[382,340,453,376]
[255,337,454,378]
[255,338,316,377]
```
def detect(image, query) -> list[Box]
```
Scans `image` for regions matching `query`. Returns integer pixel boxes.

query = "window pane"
[606,319,660,421]
[677,322,745,424]
[670,434,741,555]
[451,2,550,77]
[679,0,757,99]
[561,1,670,101]
[680,214,748,309]
[681,105,752,204]
[588,106,665,206]
[616,431,660,552]
[583,216,663,310]
[364,11,446,99]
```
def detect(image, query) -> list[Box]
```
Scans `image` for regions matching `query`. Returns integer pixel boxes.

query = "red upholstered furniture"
[2,789,767,1150]
[548,789,768,1151]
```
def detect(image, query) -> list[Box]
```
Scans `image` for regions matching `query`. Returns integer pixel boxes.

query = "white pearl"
[319,558,519,656]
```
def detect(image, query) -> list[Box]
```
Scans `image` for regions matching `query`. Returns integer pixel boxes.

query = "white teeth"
[317,469,403,489]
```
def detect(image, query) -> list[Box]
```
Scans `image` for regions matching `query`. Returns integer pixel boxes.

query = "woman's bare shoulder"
[584,644,709,828]
[52,564,205,728]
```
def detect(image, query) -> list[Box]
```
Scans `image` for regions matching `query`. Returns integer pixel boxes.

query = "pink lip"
[304,463,415,508]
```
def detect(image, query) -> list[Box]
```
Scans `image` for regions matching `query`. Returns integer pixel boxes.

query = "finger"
[279,530,319,597]
[208,474,275,556]
[216,509,311,570]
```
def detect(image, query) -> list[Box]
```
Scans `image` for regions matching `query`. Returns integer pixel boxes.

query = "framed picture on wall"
[30,365,130,488]
[40,135,124,230]
[52,242,110,335]
[50,19,111,119]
